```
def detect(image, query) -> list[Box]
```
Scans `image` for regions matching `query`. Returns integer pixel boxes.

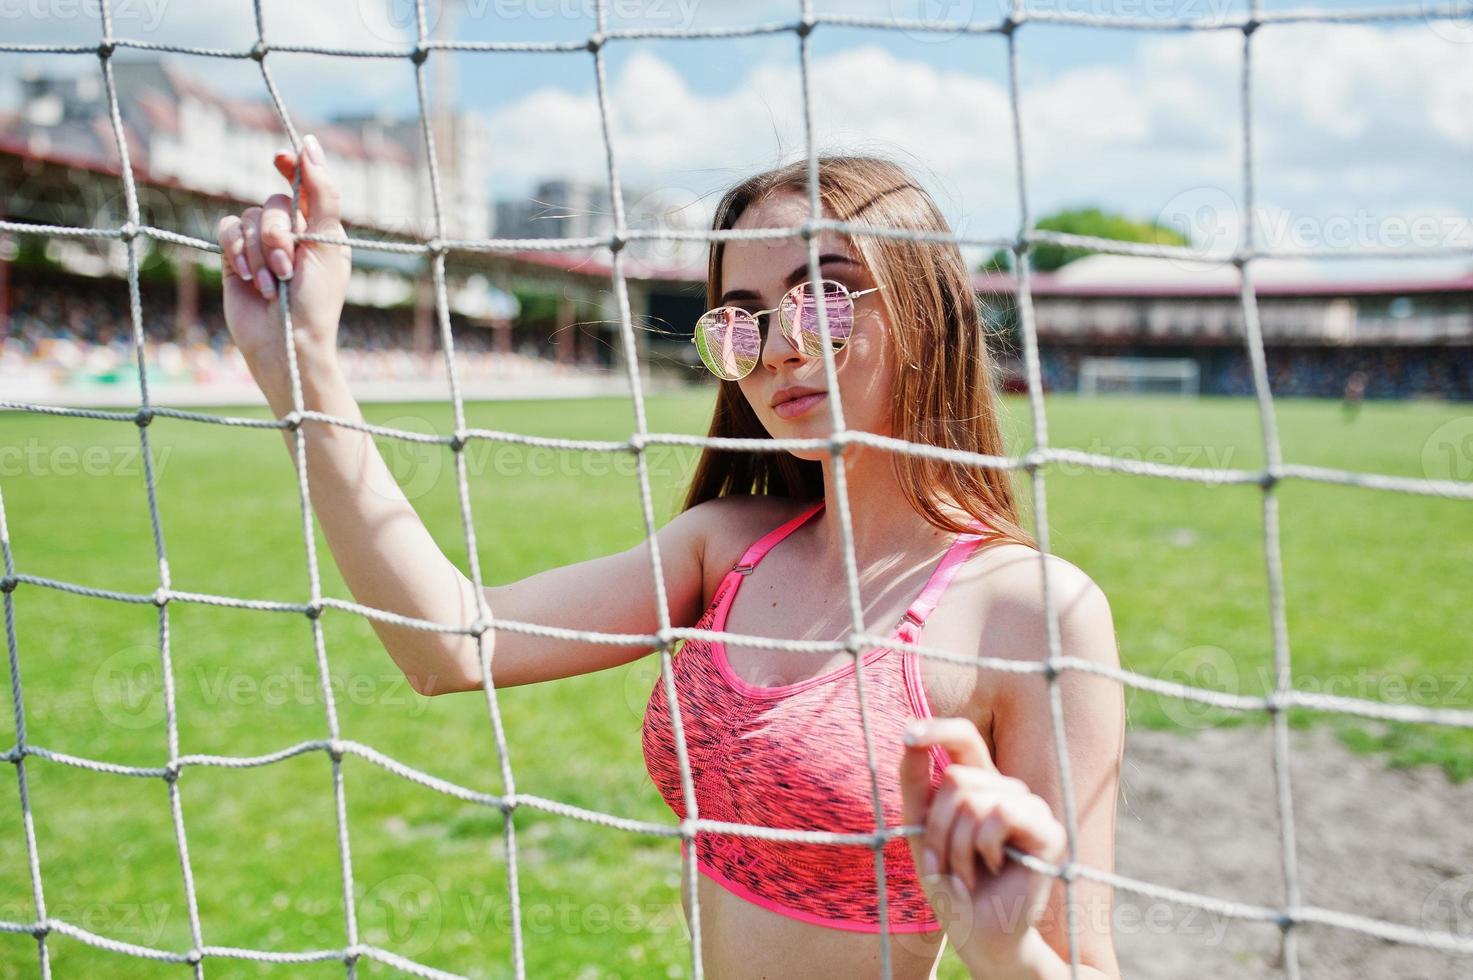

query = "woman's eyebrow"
[719,254,859,306]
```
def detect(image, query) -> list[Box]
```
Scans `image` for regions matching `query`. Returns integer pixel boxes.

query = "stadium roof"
[973,254,1473,298]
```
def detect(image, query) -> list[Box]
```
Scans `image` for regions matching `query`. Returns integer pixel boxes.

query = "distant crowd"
[1039,344,1473,401]
[6,272,1469,401]
[2,272,588,391]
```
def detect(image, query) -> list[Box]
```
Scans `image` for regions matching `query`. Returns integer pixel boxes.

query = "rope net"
[3,2,1473,978]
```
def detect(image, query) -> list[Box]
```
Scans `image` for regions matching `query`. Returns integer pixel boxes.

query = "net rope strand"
[584,2,711,975]
[0,0,1471,976]
[244,0,368,975]
[1237,5,1304,975]
[1004,0,1084,972]
[94,2,208,977]
[407,0,531,974]
[794,1,895,974]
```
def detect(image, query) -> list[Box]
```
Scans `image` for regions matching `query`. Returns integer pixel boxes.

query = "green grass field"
[0,390,1469,978]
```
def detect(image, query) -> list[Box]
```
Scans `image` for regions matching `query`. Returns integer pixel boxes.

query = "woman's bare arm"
[214,139,708,697]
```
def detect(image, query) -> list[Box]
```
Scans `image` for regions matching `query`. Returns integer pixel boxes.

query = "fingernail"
[922,848,938,877]
[257,271,276,299]
[902,722,922,746]
[269,248,293,280]
[233,254,253,281]
[305,133,325,165]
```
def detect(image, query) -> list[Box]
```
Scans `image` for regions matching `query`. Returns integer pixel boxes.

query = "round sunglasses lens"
[695,309,760,379]
[781,281,853,356]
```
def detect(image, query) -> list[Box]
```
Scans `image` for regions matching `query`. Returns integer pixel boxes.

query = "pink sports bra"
[641,498,989,933]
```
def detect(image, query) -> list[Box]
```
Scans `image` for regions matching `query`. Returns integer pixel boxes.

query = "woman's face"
[722,191,897,459]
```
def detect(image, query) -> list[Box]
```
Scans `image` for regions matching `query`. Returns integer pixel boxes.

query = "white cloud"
[0,0,415,114]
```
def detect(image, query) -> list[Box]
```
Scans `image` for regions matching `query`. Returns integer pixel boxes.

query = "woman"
[215,138,1124,979]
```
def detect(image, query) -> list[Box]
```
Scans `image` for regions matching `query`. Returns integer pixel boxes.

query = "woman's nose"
[759,316,807,369]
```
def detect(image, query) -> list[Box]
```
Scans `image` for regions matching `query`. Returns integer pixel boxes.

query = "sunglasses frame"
[689,278,885,381]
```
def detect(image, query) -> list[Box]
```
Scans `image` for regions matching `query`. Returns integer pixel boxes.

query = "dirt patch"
[1112,724,1473,979]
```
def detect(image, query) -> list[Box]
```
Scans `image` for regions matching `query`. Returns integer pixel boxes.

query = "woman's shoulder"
[680,494,818,586]
[962,542,1115,665]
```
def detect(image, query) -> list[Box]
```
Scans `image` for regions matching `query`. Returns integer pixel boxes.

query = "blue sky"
[3,0,1471,279]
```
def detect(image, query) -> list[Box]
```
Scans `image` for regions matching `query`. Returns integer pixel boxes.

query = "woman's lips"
[773,391,827,419]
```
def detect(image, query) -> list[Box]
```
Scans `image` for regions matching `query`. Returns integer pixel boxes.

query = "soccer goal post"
[1078,356,1201,396]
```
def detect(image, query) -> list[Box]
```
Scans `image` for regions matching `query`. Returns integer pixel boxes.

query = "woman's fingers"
[214,214,252,283]
[922,775,966,877]
[994,794,1067,869]
[273,150,295,185]
[238,207,275,299]
[947,809,980,892]
[903,718,1067,888]
[906,717,998,772]
[275,134,344,234]
[259,193,296,282]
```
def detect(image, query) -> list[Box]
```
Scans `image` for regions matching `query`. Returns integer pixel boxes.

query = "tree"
[981,206,1188,273]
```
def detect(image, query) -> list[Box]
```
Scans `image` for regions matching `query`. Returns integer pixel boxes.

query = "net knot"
[344,944,364,965]
[448,432,467,452]
[1259,467,1281,490]
[163,760,182,783]
[185,948,203,966]
[31,920,50,939]
[585,33,605,53]
[152,587,170,608]
[1,577,17,595]
[305,600,324,620]
[1263,691,1284,714]
[96,39,116,59]
[608,233,626,253]
[499,793,519,815]
[327,739,346,762]
[1041,659,1059,682]
[133,406,154,427]
[250,40,268,62]
[1242,17,1261,36]
[426,237,447,256]
[468,617,490,638]
[999,16,1019,36]
[411,44,430,65]
[282,410,302,431]
[796,19,816,38]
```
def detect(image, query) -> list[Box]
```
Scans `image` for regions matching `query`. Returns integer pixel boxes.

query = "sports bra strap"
[734,500,989,632]
[733,499,826,572]
[901,524,988,629]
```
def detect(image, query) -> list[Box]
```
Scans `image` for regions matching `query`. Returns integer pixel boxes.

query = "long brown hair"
[680,154,1035,548]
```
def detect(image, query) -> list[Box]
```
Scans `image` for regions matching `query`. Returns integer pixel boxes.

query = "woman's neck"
[814,441,959,568]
